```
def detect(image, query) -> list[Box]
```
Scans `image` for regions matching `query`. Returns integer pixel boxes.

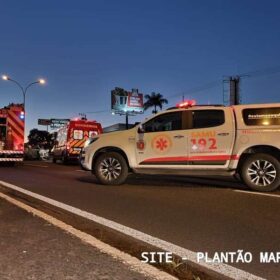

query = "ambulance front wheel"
[62,153,68,164]
[94,152,128,185]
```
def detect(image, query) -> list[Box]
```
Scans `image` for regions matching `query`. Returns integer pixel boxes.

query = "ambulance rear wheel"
[241,153,280,192]
[94,152,128,185]
[62,153,68,164]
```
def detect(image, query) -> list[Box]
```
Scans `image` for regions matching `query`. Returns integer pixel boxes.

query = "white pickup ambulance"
[80,101,280,192]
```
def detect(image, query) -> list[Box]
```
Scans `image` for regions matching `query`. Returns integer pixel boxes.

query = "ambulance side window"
[143,112,182,133]
[73,130,83,140]
[242,107,280,126]
[57,129,67,146]
[192,110,225,128]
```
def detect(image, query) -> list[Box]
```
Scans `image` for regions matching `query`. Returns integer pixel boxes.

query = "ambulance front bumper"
[79,149,91,171]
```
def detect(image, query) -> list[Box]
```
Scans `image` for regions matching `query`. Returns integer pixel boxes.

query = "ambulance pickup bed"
[80,102,280,192]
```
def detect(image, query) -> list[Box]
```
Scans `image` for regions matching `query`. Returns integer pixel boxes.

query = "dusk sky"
[0,0,280,134]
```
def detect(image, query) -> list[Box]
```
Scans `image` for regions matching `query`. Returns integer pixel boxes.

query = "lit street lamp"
[1,74,46,138]
[2,75,45,110]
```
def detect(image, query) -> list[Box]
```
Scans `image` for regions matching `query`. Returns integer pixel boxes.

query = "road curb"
[0,182,259,280]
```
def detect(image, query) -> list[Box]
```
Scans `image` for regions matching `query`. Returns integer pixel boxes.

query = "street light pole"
[2,75,45,111]
[1,75,46,138]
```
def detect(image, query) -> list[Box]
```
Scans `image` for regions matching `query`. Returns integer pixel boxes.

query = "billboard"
[38,119,52,126]
[111,87,144,115]
[50,119,70,129]
[38,118,70,129]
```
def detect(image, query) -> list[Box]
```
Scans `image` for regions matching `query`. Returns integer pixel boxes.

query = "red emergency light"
[176,100,196,108]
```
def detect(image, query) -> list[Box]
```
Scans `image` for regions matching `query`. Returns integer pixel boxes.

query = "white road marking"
[234,189,280,198]
[0,180,264,280]
[24,164,49,168]
[0,192,175,280]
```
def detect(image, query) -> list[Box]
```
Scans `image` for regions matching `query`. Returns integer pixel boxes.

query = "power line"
[167,80,222,99]
[84,110,110,114]
[240,65,280,79]
[80,65,280,113]
[222,65,280,105]
[167,65,280,101]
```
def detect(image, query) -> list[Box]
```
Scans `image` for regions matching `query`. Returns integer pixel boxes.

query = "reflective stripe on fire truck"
[0,151,23,154]
[7,109,24,146]
[0,158,23,161]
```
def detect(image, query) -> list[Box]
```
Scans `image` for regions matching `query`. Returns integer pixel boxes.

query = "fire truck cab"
[0,104,24,164]
[52,118,102,164]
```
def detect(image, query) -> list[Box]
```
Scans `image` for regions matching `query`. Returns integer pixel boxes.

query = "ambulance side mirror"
[137,125,145,134]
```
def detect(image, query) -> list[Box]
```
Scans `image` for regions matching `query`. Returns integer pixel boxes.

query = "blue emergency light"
[20,111,25,120]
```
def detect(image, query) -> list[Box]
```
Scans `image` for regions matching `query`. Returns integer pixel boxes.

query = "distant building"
[103,123,134,133]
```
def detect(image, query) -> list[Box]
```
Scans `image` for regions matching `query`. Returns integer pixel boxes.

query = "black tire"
[52,157,57,163]
[94,152,128,185]
[61,153,68,164]
[240,153,280,192]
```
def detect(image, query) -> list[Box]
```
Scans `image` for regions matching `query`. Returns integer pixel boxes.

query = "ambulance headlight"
[84,137,99,148]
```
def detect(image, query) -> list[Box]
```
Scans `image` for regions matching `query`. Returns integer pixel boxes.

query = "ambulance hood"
[97,127,135,139]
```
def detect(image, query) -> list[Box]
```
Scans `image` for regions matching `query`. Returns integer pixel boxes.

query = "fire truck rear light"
[20,111,25,120]
[176,100,196,108]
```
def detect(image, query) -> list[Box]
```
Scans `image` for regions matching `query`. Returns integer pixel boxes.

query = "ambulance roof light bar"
[176,99,196,108]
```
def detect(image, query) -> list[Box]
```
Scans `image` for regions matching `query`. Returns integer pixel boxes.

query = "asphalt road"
[0,161,280,279]
[0,198,155,280]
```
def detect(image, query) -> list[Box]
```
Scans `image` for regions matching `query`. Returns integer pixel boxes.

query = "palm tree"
[143,92,168,114]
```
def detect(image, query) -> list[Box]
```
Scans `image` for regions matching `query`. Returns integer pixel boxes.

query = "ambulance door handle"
[173,135,184,139]
[217,132,229,136]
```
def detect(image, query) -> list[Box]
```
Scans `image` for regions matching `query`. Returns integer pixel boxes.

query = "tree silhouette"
[28,129,53,149]
[144,92,168,114]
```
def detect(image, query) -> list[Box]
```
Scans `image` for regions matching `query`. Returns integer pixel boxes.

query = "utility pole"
[229,76,240,105]
[79,113,87,120]
[223,76,241,105]
[125,112,129,129]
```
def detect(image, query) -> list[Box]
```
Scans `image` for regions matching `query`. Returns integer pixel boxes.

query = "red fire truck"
[0,104,24,164]
[52,118,102,163]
